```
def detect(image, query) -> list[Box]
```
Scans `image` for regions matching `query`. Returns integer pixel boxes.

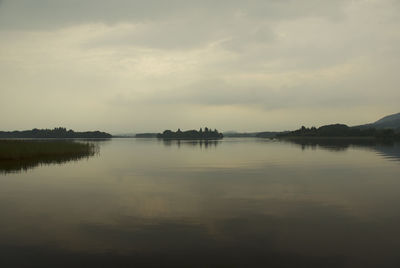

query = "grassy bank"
[0,140,97,173]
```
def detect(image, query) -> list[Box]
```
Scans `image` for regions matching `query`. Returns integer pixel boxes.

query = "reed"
[0,140,97,173]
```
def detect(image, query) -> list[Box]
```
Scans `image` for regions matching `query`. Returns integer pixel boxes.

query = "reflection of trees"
[0,140,99,174]
[161,139,220,149]
[374,144,400,162]
[285,138,394,151]
[286,139,353,152]
[283,138,400,161]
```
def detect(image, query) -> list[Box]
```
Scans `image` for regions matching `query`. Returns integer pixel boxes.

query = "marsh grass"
[0,140,97,173]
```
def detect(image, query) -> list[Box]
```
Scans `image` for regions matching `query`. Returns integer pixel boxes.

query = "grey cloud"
[0,0,348,51]
[243,0,347,21]
[186,86,363,110]
[0,0,348,30]
[0,0,181,29]
[1,0,400,132]
[219,24,276,52]
[83,18,277,51]
[83,20,226,50]
[108,79,371,111]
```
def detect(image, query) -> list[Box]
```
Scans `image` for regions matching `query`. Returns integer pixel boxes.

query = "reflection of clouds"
[1,139,400,267]
[4,197,399,267]
[1,200,355,267]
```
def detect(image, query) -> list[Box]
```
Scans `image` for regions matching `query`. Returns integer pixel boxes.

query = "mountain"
[255,131,283,138]
[135,133,158,138]
[223,131,259,137]
[223,131,286,138]
[372,113,400,129]
[355,112,400,131]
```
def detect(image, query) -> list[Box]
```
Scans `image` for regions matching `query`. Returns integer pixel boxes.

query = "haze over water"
[1,138,400,267]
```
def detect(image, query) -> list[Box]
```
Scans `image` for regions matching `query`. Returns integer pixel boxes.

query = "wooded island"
[157,128,223,140]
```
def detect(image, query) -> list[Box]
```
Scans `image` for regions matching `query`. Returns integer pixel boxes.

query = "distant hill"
[256,131,287,138]
[0,127,112,139]
[223,131,259,137]
[223,131,285,138]
[354,112,400,131]
[135,133,158,138]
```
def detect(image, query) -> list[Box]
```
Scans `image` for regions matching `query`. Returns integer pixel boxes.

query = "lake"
[1,138,400,267]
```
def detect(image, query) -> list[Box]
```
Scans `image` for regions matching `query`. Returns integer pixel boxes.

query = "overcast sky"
[1,0,399,133]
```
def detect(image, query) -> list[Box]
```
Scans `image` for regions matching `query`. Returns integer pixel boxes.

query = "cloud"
[0,0,399,132]
[0,0,348,51]
[0,0,348,30]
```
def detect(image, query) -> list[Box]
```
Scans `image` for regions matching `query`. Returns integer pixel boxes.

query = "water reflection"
[282,138,400,161]
[1,139,400,267]
[0,206,351,267]
[160,139,220,148]
[0,154,95,174]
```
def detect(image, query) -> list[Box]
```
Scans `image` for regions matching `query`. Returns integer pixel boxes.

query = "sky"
[0,0,399,134]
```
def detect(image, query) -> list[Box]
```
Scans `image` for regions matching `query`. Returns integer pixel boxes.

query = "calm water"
[1,138,400,267]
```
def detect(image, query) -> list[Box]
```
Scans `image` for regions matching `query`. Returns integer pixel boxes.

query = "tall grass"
[0,140,97,173]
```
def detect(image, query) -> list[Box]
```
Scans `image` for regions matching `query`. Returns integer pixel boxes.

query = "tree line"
[0,127,112,138]
[277,124,399,139]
